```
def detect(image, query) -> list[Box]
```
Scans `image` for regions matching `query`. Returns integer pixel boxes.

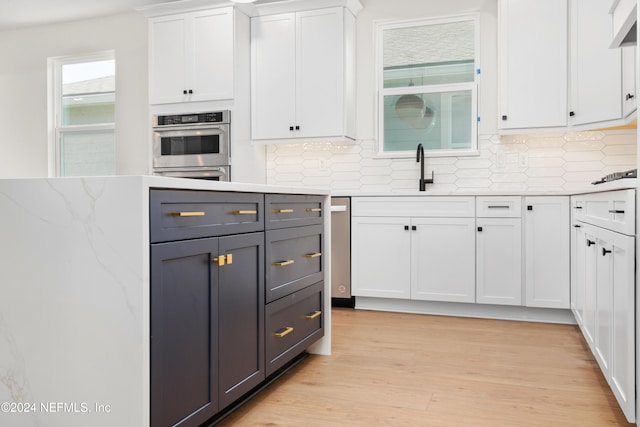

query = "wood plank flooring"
[216,308,633,426]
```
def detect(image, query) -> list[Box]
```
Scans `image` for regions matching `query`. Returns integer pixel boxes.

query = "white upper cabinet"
[149,7,237,104]
[621,46,636,118]
[499,0,568,130]
[499,0,631,132]
[251,6,357,143]
[569,0,621,127]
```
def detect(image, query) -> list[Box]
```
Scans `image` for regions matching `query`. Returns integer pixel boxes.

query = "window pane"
[383,90,472,152]
[62,60,115,126]
[60,130,115,176]
[383,20,475,88]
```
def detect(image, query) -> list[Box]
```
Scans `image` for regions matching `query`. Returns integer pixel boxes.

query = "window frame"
[48,50,116,177]
[375,14,480,158]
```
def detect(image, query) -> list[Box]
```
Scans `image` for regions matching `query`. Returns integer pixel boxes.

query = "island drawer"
[265,194,324,229]
[266,224,323,303]
[265,281,324,376]
[150,189,264,243]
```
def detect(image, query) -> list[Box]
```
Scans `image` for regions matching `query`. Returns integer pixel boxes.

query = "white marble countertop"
[330,179,638,197]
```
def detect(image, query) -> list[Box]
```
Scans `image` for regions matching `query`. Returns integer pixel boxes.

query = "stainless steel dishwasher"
[331,197,353,307]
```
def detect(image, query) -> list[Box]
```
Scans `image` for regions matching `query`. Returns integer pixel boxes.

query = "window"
[376,16,479,157]
[49,51,115,176]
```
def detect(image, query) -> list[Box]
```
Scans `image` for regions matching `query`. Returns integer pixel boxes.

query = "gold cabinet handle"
[305,208,322,212]
[226,253,233,265]
[273,209,294,213]
[212,255,226,266]
[272,260,295,267]
[274,326,294,338]
[304,311,322,320]
[230,210,257,215]
[303,252,322,258]
[170,211,205,217]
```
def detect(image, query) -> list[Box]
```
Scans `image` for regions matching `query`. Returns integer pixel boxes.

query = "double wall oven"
[152,110,231,181]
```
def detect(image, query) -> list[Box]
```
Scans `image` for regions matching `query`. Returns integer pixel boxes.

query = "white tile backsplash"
[265,130,637,192]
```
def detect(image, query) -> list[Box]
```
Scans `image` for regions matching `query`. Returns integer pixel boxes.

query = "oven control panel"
[153,111,230,127]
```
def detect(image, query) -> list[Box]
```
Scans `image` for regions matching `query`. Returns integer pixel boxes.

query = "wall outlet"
[518,152,529,167]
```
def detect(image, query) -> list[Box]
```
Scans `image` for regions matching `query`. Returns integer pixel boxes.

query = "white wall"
[0,12,149,178]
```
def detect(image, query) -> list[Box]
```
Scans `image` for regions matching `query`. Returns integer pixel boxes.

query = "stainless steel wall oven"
[152,111,230,181]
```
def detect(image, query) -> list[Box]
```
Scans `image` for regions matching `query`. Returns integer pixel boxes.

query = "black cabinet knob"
[626,93,635,100]
[573,224,582,228]
[477,226,483,232]
[188,89,193,94]
[404,225,409,231]
[289,126,294,131]
[501,115,507,121]
[587,239,595,247]
[527,205,533,211]
[602,248,612,256]
[295,125,300,130]
[411,225,417,231]
[183,90,187,95]
[569,111,575,117]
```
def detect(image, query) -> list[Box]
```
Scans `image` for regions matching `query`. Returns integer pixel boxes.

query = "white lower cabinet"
[524,197,570,308]
[351,197,475,302]
[476,217,522,305]
[571,190,636,423]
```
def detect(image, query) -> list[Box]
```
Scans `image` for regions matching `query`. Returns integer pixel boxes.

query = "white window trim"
[374,14,481,158]
[47,50,115,177]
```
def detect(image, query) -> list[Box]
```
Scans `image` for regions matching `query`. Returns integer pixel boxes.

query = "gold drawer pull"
[230,210,257,215]
[170,211,205,217]
[226,254,233,265]
[212,255,226,266]
[273,209,294,213]
[303,252,322,258]
[305,208,322,212]
[304,311,322,320]
[272,260,295,267]
[274,326,294,338]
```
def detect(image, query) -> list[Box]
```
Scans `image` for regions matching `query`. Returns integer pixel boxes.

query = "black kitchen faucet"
[416,143,434,191]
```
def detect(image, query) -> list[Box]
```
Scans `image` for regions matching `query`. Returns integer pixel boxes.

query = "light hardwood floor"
[217,308,632,426]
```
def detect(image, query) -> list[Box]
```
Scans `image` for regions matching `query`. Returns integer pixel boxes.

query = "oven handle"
[152,124,228,132]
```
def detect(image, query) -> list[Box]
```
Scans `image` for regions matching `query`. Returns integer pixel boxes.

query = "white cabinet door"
[411,217,475,303]
[570,223,586,325]
[569,0,621,126]
[524,197,570,308]
[149,14,189,104]
[190,8,235,102]
[582,230,598,350]
[476,218,522,305]
[296,8,344,138]
[621,46,636,118]
[599,227,635,422]
[149,8,236,104]
[251,13,297,140]
[499,0,568,129]
[351,217,411,299]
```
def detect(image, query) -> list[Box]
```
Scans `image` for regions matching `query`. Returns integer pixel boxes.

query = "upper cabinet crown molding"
[609,0,637,48]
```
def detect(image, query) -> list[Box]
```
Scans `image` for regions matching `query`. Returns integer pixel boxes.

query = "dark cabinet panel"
[150,189,264,243]
[151,237,219,427]
[265,281,324,376]
[265,194,324,229]
[218,233,265,408]
[266,224,323,302]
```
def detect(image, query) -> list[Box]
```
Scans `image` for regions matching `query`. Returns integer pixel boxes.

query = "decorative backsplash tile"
[265,131,637,192]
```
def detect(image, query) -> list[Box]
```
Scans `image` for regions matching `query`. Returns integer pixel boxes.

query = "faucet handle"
[424,170,434,184]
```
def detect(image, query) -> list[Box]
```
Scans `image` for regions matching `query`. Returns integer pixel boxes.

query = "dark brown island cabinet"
[149,190,325,427]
